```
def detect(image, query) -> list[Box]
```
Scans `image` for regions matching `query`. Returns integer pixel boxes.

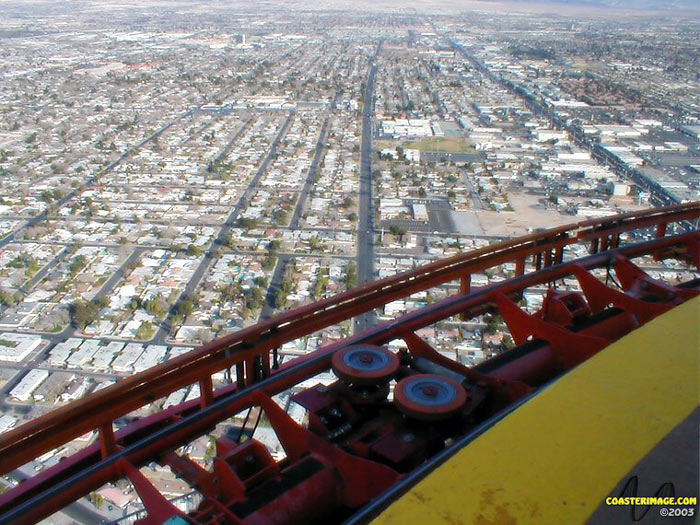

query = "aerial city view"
[0,0,698,523]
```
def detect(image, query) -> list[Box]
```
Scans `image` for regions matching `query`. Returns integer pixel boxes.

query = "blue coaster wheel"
[394,374,467,421]
[331,345,400,385]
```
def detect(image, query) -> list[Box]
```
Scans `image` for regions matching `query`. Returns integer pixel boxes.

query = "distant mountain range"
[510,0,699,10]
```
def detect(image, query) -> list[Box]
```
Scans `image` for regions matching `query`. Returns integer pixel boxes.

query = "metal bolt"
[402,433,415,443]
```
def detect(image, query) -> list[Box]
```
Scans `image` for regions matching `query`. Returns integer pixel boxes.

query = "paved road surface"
[290,117,330,229]
[355,42,383,334]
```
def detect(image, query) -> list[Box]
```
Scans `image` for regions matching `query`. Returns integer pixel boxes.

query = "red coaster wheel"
[394,374,467,421]
[331,345,399,385]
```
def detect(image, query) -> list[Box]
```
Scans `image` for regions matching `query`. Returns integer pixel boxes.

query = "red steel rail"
[0,202,697,474]
[0,203,697,523]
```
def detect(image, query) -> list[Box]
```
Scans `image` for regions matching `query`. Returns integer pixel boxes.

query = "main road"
[355,42,383,334]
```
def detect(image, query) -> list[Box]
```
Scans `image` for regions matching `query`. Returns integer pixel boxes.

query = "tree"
[186,244,202,257]
[68,255,88,276]
[221,232,234,249]
[69,300,100,329]
[344,262,358,289]
[136,321,154,340]
[0,289,15,307]
[389,225,405,237]
[144,294,168,318]
[176,297,196,318]
[238,217,258,230]
[483,314,503,335]
[314,269,329,299]
[273,208,288,225]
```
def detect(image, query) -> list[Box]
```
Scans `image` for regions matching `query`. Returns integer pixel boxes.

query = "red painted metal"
[0,204,697,523]
[0,204,696,479]
[393,375,468,421]
[121,459,187,524]
[332,346,400,385]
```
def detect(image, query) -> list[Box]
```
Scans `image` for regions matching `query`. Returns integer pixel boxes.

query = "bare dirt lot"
[475,193,575,237]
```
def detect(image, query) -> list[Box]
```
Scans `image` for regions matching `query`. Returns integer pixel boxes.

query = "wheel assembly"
[331,345,400,385]
[394,374,468,421]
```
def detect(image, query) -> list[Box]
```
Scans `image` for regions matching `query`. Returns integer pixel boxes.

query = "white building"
[10,369,50,402]
[0,333,43,363]
[0,414,17,433]
[412,203,429,222]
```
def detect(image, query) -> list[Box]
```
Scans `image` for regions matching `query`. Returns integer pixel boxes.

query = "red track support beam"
[163,451,217,498]
[402,331,533,404]
[245,357,257,385]
[554,246,563,265]
[261,352,271,378]
[99,423,116,460]
[570,265,671,324]
[200,376,214,408]
[120,459,187,523]
[491,292,609,368]
[460,274,471,295]
[460,274,471,321]
[236,362,246,389]
[655,223,668,260]
[657,222,667,238]
[253,392,400,508]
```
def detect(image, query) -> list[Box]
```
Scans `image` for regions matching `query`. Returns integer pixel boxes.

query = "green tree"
[136,321,154,340]
[0,289,15,307]
[238,217,258,230]
[186,244,202,257]
[144,294,168,317]
[69,300,100,329]
[68,255,88,276]
[389,225,405,237]
[176,296,196,318]
[344,262,357,289]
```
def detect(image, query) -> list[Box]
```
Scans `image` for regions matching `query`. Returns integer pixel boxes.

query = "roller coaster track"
[0,202,698,524]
